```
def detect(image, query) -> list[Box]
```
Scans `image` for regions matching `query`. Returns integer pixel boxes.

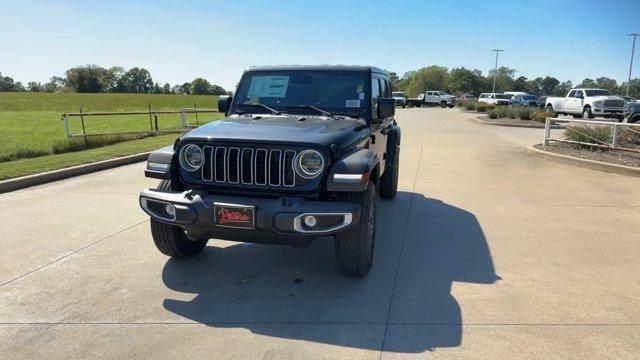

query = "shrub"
[518,107,534,120]
[464,102,476,111]
[475,103,494,112]
[564,125,611,148]
[50,133,155,154]
[533,110,550,123]
[489,106,510,119]
[618,128,640,146]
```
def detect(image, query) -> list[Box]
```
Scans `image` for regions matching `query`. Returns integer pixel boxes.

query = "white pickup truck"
[406,91,456,108]
[545,88,625,121]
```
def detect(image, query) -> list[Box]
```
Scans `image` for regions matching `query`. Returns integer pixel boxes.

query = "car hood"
[590,95,623,101]
[181,114,369,148]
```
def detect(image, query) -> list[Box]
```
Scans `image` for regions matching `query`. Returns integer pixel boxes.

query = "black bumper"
[139,188,361,245]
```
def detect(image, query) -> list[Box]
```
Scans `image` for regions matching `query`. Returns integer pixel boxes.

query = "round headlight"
[179,144,203,172]
[295,150,324,179]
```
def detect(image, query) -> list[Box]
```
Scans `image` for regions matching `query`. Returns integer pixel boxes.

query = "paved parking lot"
[1,108,639,359]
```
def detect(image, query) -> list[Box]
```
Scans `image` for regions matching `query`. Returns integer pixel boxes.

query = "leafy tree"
[595,77,618,93]
[210,84,227,95]
[119,67,153,93]
[27,82,43,92]
[404,66,448,97]
[388,71,399,84]
[162,83,171,94]
[42,76,65,92]
[513,76,528,92]
[554,80,573,96]
[578,78,597,88]
[65,65,110,92]
[446,67,483,95]
[487,66,516,92]
[541,76,560,95]
[179,82,192,95]
[191,77,212,95]
[525,77,543,95]
[0,72,26,91]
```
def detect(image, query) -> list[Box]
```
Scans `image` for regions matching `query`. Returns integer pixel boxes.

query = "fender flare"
[145,145,177,180]
[325,148,380,192]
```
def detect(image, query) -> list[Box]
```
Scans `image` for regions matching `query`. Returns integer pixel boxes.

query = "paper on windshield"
[247,76,289,98]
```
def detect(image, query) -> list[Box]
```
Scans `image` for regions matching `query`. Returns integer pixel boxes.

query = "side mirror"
[377,98,395,118]
[218,95,232,114]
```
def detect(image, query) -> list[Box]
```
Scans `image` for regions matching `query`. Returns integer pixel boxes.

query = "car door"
[571,90,585,112]
[370,74,391,174]
[424,91,434,104]
[563,90,576,112]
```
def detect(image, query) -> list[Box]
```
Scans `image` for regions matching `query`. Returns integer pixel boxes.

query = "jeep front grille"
[604,100,624,108]
[201,146,296,188]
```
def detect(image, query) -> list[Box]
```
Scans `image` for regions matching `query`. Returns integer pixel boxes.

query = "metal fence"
[543,117,640,153]
[61,108,219,139]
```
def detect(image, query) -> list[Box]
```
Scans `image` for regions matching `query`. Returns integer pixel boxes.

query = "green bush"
[518,107,534,120]
[533,110,550,123]
[475,103,494,112]
[564,125,611,148]
[464,102,476,110]
[489,106,510,119]
[618,128,640,146]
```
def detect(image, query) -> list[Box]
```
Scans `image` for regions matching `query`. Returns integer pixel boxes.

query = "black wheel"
[150,180,208,258]
[448,104,454,108]
[380,127,400,199]
[616,116,624,123]
[440,101,447,108]
[546,104,554,113]
[572,114,582,119]
[582,106,594,119]
[335,182,377,277]
[402,105,406,108]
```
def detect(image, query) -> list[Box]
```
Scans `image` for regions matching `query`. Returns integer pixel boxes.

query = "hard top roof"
[245,64,388,75]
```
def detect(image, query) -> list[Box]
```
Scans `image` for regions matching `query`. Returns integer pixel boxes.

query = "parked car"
[628,102,640,123]
[545,88,625,121]
[536,96,547,108]
[478,93,511,106]
[139,65,401,277]
[509,94,540,107]
[392,91,407,107]
[406,91,456,108]
[457,94,477,103]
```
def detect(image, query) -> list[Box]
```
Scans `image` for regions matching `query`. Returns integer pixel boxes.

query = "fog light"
[165,204,176,217]
[303,215,317,228]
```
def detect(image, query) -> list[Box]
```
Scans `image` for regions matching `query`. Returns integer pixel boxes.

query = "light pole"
[627,33,639,96]
[491,49,504,93]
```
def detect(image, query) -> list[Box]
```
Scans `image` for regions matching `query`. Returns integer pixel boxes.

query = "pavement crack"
[0,219,149,288]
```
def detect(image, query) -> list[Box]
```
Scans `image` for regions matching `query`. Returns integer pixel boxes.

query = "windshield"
[392,92,405,97]
[495,94,510,99]
[233,70,367,115]
[585,89,611,96]
[438,92,450,95]
[522,95,537,101]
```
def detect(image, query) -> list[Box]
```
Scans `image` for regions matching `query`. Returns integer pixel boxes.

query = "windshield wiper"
[235,103,280,115]
[283,105,333,117]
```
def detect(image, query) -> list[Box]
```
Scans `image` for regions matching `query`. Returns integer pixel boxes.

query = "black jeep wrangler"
[139,65,400,276]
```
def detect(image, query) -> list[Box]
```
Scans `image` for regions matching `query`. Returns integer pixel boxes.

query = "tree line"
[0,65,227,95]
[389,65,640,98]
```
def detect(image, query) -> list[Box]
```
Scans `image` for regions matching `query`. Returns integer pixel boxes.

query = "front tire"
[335,182,377,277]
[150,180,208,258]
[582,107,594,119]
[440,101,447,108]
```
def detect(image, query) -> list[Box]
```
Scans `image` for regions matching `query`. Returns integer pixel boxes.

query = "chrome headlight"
[179,144,204,172]
[593,100,604,107]
[294,150,325,179]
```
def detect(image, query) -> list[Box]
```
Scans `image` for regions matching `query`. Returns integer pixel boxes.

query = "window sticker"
[247,76,290,98]
[358,92,365,100]
[346,100,361,108]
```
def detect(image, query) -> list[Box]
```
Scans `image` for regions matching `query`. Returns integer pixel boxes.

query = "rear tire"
[335,182,377,277]
[150,180,208,258]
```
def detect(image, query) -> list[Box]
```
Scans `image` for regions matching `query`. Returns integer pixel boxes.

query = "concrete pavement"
[1,108,639,359]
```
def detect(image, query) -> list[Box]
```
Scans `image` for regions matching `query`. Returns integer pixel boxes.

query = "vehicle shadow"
[161,191,498,353]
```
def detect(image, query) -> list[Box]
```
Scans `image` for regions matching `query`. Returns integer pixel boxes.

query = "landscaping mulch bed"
[534,142,640,168]
[475,115,550,128]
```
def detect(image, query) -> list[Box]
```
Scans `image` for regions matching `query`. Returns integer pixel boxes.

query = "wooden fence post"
[79,108,88,149]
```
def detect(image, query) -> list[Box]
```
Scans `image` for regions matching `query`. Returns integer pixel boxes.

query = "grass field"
[0,92,223,161]
[0,92,224,180]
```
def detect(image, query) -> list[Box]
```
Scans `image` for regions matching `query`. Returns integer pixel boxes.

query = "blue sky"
[1,0,639,90]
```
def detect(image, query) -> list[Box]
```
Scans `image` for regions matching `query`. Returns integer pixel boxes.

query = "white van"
[478,93,511,106]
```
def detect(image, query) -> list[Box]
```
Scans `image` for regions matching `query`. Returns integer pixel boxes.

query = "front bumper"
[139,188,361,244]
[593,108,624,117]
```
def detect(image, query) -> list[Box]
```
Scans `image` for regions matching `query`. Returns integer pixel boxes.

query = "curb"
[473,116,563,129]
[527,144,640,177]
[0,152,150,194]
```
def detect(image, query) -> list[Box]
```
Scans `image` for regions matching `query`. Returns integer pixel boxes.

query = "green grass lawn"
[0,134,179,180]
[0,92,225,180]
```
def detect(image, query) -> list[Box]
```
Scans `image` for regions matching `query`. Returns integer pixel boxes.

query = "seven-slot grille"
[201,146,297,187]
[604,99,624,108]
